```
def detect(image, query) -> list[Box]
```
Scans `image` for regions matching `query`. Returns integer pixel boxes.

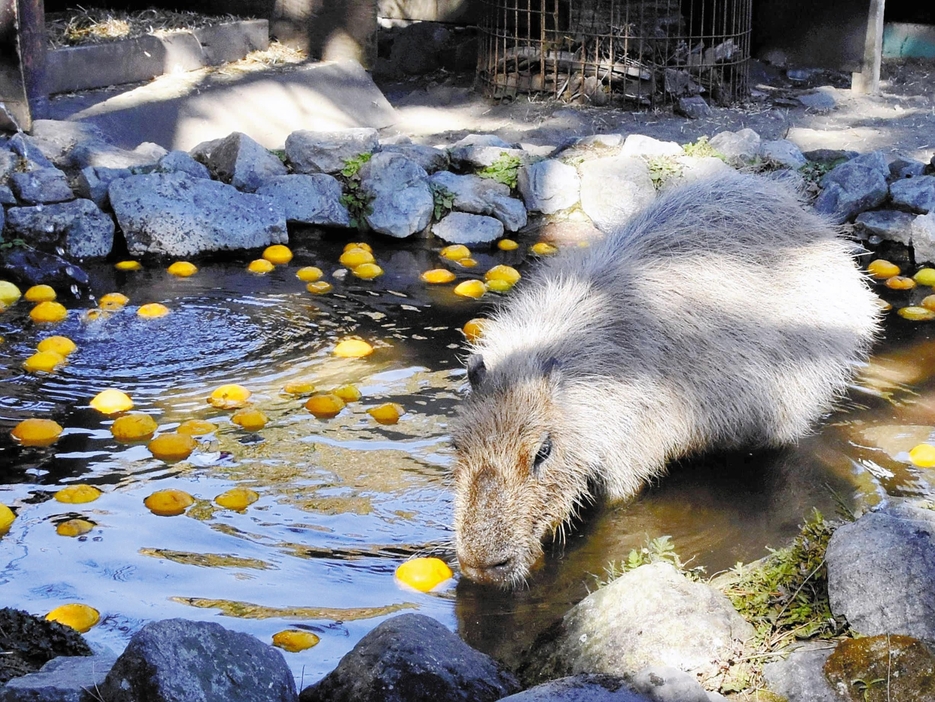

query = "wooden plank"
[851,0,885,94]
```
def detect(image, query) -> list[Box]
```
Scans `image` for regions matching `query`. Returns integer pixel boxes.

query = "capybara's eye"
[533,436,552,472]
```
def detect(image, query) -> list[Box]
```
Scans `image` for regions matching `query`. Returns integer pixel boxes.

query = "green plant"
[477,153,523,190]
[597,534,706,587]
[682,136,726,161]
[430,183,456,221]
[852,677,886,702]
[340,152,372,179]
[269,148,287,164]
[0,238,26,250]
[338,152,375,231]
[646,156,683,189]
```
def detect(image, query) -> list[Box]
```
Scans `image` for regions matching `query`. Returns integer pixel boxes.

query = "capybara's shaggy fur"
[451,173,881,587]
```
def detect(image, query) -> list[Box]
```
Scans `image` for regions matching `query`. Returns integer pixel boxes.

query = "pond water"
[0,229,933,684]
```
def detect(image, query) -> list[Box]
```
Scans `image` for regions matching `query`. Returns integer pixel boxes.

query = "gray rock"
[100,618,296,702]
[890,174,935,214]
[157,150,211,179]
[913,212,935,265]
[675,96,712,119]
[6,199,115,258]
[665,156,734,188]
[525,563,754,690]
[432,211,504,244]
[379,143,450,173]
[28,119,111,168]
[10,168,74,204]
[803,149,859,165]
[620,135,683,158]
[200,132,287,192]
[109,172,287,257]
[448,134,527,170]
[0,655,117,702]
[761,643,839,702]
[708,128,761,165]
[815,153,890,222]
[359,152,434,238]
[299,613,519,702]
[70,140,167,170]
[854,209,916,245]
[8,133,57,170]
[890,156,928,179]
[518,159,580,214]
[429,170,527,231]
[499,675,650,702]
[0,185,15,205]
[576,133,624,149]
[255,174,350,227]
[579,156,655,232]
[0,247,90,290]
[826,503,935,643]
[285,128,379,175]
[75,166,132,209]
[630,666,711,702]
[0,148,16,181]
[760,139,807,169]
[798,87,837,111]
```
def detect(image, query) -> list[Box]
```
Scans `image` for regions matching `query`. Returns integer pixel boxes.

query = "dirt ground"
[380,58,935,163]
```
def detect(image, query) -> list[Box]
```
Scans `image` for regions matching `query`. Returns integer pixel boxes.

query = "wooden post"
[0,0,46,132]
[851,0,885,94]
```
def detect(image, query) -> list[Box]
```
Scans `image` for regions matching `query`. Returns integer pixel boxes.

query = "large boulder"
[358,152,433,238]
[760,139,807,169]
[379,144,449,173]
[432,211,504,244]
[299,613,519,702]
[499,675,651,702]
[0,655,117,702]
[448,134,528,170]
[890,174,935,214]
[0,247,90,291]
[255,174,350,227]
[195,132,287,192]
[814,151,890,223]
[912,212,935,265]
[69,140,167,170]
[429,170,527,231]
[9,168,74,204]
[761,643,840,702]
[854,209,916,245]
[285,128,379,175]
[5,199,115,258]
[524,563,754,691]
[100,619,296,702]
[517,159,580,214]
[708,128,760,165]
[578,156,655,232]
[109,172,287,257]
[75,166,132,209]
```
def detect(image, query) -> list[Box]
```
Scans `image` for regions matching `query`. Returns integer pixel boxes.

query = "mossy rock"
[824,634,935,701]
[0,607,93,683]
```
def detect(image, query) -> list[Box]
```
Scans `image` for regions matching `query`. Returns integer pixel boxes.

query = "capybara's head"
[450,354,592,588]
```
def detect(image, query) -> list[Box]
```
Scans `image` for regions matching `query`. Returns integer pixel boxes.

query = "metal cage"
[477,0,752,107]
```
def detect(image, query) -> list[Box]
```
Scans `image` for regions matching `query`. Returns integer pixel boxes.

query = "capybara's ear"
[467,354,487,389]
[542,357,562,377]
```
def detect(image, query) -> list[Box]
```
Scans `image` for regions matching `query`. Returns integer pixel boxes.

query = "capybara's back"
[451,172,882,587]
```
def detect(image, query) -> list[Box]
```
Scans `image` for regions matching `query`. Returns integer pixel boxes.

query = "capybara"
[451,172,881,587]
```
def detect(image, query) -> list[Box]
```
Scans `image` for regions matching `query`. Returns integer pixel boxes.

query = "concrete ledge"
[46,20,269,95]
[883,22,935,59]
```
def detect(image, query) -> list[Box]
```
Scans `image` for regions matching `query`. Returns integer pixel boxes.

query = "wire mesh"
[477,0,751,107]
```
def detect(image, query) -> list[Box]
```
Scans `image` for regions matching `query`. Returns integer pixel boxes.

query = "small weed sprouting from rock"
[430,183,456,221]
[646,156,683,189]
[477,153,523,190]
[269,148,287,164]
[595,534,706,588]
[338,152,374,231]
[0,238,26,251]
[681,136,726,161]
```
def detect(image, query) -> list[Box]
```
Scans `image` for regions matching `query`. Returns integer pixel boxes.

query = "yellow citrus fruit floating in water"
[231,408,268,431]
[334,339,373,358]
[115,260,142,271]
[305,393,346,419]
[306,281,333,294]
[333,384,361,402]
[897,306,935,321]
[56,519,95,537]
[148,433,197,462]
[296,266,324,282]
[99,292,129,310]
[462,318,484,342]
[263,244,293,264]
[344,242,372,253]
[531,242,558,256]
[25,285,56,302]
[867,259,900,279]
[0,281,22,305]
[272,630,320,652]
[137,303,170,318]
[110,413,158,442]
[421,269,456,284]
[909,443,935,467]
[55,485,102,504]
[37,336,76,356]
[921,295,935,311]
[440,244,470,261]
[885,276,916,290]
[486,279,513,293]
[214,487,260,511]
[282,379,317,396]
[208,384,251,409]
[144,489,195,516]
[395,557,453,592]
[339,248,375,268]
[167,261,198,277]
[30,301,68,323]
[352,263,384,280]
[46,603,100,633]
[453,280,486,299]
[11,418,63,447]
[23,350,66,373]
[485,265,521,285]
[367,403,404,425]
[176,419,218,436]
[248,259,275,274]
[498,238,519,251]
[0,504,15,535]
[914,268,935,286]
[456,258,478,268]
[90,389,133,414]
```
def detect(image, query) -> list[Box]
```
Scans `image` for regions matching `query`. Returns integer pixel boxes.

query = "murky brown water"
[0,230,932,683]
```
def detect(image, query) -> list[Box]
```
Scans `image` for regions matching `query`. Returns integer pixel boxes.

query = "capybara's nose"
[459,555,514,585]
